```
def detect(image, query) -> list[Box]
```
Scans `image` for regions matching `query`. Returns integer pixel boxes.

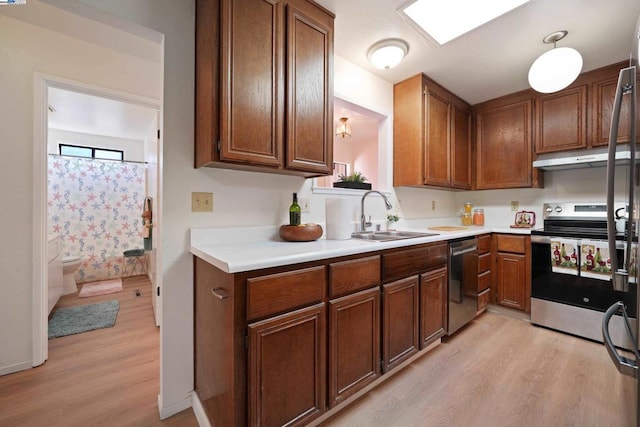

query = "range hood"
[532,146,632,171]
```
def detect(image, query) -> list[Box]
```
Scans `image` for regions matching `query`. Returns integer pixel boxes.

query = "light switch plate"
[192,192,213,212]
[511,201,519,212]
[299,197,311,213]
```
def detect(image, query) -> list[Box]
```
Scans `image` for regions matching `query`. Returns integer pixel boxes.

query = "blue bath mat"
[48,300,119,339]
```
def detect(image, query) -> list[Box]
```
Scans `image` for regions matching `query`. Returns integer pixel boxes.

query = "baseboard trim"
[158,392,193,420]
[0,360,33,377]
[192,391,212,427]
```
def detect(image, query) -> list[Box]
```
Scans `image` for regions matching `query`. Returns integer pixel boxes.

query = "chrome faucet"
[360,190,393,232]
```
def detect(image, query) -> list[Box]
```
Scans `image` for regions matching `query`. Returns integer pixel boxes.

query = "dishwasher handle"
[451,246,477,257]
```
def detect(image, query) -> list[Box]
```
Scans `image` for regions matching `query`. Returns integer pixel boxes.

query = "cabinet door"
[476,100,535,189]
[591,75,636,147]
[220,0,284,167]
[285,0,333,174]
[248,303,326,427]
[423,85,451,187]
[419,267,447,349]
[382,276,419,372]
[451,103,471,190]
[496,252,526,311]
[329,287,381,408]
[535,85,587,153]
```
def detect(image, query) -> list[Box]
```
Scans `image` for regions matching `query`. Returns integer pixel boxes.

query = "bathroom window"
[59,144,124,161]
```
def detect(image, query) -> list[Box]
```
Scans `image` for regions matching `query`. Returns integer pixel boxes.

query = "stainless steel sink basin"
[351,230,439,242]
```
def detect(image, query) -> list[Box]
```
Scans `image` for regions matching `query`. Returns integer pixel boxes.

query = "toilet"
[62,256,82,295]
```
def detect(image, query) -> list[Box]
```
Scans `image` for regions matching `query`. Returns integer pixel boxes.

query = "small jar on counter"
[473,208,485,226]
[461,212,473,226]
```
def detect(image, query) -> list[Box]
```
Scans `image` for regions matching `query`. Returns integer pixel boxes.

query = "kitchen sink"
[351,230,439,242]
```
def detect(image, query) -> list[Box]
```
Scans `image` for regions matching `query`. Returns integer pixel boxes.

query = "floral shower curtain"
[48,155,146,282]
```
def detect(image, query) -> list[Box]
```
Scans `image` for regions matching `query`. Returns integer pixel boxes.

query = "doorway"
[33,75,161,366]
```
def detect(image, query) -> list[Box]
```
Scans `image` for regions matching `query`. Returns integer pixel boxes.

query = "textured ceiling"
[315,0,640,105]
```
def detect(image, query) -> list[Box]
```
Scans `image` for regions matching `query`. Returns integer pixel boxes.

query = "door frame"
[32,73,161,366]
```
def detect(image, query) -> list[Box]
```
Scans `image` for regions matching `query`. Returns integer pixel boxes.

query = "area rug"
[78,278,123,298]
[48,300,119,339]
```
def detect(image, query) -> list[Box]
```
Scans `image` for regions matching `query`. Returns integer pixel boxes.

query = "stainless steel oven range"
[531,202,637,349]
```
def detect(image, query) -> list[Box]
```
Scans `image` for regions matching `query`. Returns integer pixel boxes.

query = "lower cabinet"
[494,234,531,313]
[495,252,527,311]
[248,303,326,427]
[419,267,447,349]
[328,287,381,407]
[382,276,420,372]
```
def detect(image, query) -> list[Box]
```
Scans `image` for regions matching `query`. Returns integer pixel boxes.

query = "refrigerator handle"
[602,301,638,378]
[606,67,636,292]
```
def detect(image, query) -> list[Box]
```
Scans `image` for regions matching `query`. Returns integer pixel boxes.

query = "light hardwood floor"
[321,308,635,427]
[0,276,197,427]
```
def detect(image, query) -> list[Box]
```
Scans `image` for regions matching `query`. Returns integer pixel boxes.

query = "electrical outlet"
[299,197,311,213]
[511,200,519,212]
[432,200,436,211]
[192,192,213,212]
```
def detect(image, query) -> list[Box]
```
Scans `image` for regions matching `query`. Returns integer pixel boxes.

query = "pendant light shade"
[336,117,351,138]
[528,31,583,94]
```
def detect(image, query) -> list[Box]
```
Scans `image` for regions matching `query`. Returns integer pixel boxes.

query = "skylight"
[400,0,531,46]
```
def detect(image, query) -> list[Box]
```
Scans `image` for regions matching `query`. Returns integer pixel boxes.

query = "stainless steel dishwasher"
[447,237,479,335]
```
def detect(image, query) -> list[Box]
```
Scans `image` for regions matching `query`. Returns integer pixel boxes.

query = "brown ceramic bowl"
[279,224,323,242]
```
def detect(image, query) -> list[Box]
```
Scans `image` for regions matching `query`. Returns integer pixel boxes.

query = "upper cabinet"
[534,85,588,153]
[195,0,334,177]
[533,61,638,153]
[474,93,542,190]
[393,74,471,190]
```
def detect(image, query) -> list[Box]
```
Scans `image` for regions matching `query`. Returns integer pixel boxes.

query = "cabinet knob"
[211,287,229,300]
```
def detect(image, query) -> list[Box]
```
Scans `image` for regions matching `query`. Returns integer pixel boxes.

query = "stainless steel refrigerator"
[603,12,640,426]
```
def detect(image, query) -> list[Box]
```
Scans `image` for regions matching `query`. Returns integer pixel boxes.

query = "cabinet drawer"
[478,252,491,273]
[247,266,326,321]
[477,234,491,254]
[496,234,526,254]
[382,243,447,282]
[477,270,491,292]
[330,256,381,298]
[477,288,490,313]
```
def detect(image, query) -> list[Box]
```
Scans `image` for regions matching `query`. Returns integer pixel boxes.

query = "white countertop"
[190,224,532,274]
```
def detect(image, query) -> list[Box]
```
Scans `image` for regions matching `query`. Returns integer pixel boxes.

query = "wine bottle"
[289,193,301,226]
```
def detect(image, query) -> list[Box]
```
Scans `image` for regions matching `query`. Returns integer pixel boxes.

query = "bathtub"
[47,234,63,314]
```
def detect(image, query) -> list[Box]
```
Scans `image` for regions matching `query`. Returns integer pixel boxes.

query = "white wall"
[0,6,160,377]
[48,128,146,162]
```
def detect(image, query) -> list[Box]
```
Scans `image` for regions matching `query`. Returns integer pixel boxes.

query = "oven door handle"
[602,301,638,378]
[606,66,636,292]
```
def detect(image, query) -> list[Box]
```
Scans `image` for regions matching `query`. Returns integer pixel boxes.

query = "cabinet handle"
[211,287,229,300]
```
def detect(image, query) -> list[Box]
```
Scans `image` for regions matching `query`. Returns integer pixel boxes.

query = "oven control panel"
[542,202,626,219]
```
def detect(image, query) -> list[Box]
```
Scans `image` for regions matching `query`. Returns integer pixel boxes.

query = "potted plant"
[333,171,372,190]
[386,213,400,231]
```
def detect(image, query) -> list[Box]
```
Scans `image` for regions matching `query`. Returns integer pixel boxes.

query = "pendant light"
[336,117,351,138]
[528,30,583,94]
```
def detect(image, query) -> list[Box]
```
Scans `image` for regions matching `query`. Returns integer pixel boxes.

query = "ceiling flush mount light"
[336,117,351,138]
[399,0,531,47]
[528,30,583,94]
[367,39,409,70]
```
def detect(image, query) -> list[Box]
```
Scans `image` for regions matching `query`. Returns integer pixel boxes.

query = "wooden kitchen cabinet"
[474,93,542,189]
[195,0,334,176]
[195,241,447,426]
[475,234,492,313]
[328,287,381,407]
[590,62,639,147]
[394,74,471,190]
[419,267,447,349]
[493,234,531,313]
[382,276,419,372]
[248,303,326,427]
[534,85,588,153]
